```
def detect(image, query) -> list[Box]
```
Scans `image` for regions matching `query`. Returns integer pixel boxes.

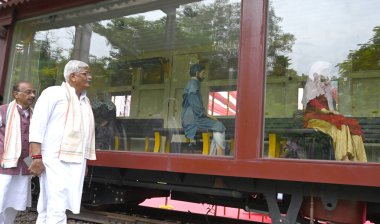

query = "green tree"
[176,0,241,79]
[92,0,241,80]
[266,3,295,76]
[92,0,293,79]
[338,26,380,76]
[33,32,66,92]
[93,16,167,59]
[176,0,240,52]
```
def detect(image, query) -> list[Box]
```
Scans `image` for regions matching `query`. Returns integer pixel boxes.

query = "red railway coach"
[1,0,380,223]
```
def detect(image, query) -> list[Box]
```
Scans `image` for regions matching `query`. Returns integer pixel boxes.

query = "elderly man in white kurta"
[29,60,96,224]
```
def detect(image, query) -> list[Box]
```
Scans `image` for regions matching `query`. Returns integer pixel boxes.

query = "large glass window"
[6,0,240,156]
[264,0,380,163]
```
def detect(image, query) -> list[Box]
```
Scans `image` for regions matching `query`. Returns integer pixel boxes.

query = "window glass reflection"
[264,0,380,162]
[6,0,240,156]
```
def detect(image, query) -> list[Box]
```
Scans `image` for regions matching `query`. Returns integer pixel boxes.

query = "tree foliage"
[90,0,295,79]
[33,32,65,91]
[266,3,296,76]
[32,0,296,90]
[338,26,380,75]
[92,0,241,80]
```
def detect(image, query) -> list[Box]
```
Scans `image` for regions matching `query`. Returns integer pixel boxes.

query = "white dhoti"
[0,173,32,224]
[210,131,226,156]
[36,157,87,224]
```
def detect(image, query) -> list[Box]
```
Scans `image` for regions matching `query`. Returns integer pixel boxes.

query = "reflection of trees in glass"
[93,16,166,58]
[88,57,116,95]
[338,26,380,75]
[177,0,240,52]
[266,3,296,76]
[92,0,241,81]
[33,28,110,92]
[11,43,27,83]
[34,32,66,92]
[177,0,241,80]
[93,16,166,85]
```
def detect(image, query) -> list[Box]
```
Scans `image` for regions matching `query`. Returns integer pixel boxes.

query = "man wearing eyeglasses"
[29,60,96,224]
[0,81,35,224]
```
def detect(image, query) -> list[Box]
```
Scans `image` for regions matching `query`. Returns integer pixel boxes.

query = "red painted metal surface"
[235,0,267,161]
[0,13,13,94]
[0,0,28,8]
[0,7,13,26]
[89,151,380,187]
[0,0,104,20]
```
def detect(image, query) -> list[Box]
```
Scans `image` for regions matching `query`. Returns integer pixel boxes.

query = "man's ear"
[69,73,76,81]
[12,91,19,99]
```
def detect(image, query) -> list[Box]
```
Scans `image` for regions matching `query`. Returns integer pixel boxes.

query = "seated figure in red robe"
[302,61,367,162]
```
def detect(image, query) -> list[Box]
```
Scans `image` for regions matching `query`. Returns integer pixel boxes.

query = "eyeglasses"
[17,89,36,95]
[76,72,92,77]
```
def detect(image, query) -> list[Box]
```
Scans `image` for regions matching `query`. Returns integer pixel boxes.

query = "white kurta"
[0,173,32,212]
[29,85,91,222]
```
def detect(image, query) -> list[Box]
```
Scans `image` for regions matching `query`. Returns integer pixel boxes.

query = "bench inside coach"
[94,64,380,161]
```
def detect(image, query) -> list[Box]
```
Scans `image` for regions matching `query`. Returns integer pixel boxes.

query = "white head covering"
[302,61,334,110]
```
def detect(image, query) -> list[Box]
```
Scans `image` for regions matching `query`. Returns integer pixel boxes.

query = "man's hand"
[29,142,44,176]
[28,159,45,177]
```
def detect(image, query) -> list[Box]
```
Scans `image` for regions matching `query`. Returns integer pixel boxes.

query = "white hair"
[63,60,89,81]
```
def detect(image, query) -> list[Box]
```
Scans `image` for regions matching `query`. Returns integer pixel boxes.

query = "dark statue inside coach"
[92,92,126,150]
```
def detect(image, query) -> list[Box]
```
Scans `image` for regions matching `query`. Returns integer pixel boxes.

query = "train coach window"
[208,91,237,116]
[264,0,380,163]
[5,0,240,155]
[112,94,131,118]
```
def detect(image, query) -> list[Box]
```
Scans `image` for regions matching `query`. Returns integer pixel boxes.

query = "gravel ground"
[14,209,96,224]
[14,210,38,224]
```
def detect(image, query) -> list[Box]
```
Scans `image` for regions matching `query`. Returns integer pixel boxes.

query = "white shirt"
[29,86,90,158]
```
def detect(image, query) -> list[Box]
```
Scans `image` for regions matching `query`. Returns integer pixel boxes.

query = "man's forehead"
[18,83,33,89]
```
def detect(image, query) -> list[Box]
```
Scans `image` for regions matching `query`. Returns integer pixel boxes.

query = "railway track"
[67,211,165,223]
[68,210,177,224]
[66,206,265,224]
[16,205,265,223]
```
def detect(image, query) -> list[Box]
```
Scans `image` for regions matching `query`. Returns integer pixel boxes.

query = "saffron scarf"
[59,82,96,163]
[1,101,23,168]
